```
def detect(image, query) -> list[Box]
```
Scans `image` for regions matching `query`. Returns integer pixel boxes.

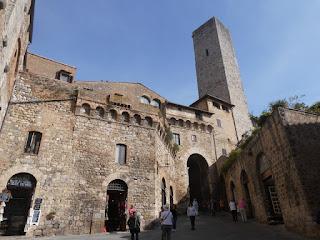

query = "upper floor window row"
[212,101,230,112]
[140,96,161,108]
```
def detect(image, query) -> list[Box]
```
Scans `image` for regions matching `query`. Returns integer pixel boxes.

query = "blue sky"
[30,0,320,115]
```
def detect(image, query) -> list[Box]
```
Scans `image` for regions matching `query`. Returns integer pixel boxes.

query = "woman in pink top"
[238,199,247,222]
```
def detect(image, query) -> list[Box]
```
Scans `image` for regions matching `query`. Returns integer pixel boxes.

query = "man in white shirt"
[160,204,173,240]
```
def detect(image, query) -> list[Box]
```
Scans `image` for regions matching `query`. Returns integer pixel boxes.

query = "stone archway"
[106,179,128,232]
[240,170,254,218]
[257,153,283,222]
[187,154,210,210]
[1,173,37,236]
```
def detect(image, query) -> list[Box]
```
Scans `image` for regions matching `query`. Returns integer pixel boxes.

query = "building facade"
[217,108,320,238]
[0,0,35,129]
[3,1,318,239]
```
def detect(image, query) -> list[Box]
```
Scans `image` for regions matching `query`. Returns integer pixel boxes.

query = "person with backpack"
[127,211,140,240]
[160,204,173,240]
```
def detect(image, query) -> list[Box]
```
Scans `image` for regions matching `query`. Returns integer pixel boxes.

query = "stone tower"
[192,17,252,139]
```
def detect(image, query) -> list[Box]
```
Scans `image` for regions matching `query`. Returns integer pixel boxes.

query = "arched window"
[186,120,191,128]
[133,114,142,125]
[121,111,130,123]
[161,178,166,206]
[193,122,198,130]
[230,181,236,201]
[96,106,105,118]
[151,99,161,108]
[169,118,176,126]
[145,117,153,127]
[81,103,91,115]
[110,109,117,120]
[116,144,127,165]
[200,123,206,131]
[178,119,184,127]
[25,131,42,154]
[207,125,213,133]
[140,96,150,104]
[170,186,174,208]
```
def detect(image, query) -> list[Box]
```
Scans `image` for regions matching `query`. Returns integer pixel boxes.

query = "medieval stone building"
[0,0,318,238]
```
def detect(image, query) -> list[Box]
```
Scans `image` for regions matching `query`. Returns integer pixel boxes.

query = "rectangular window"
[191,135,197,142]
[25,131,42,154]
[205,49,209,56]
[217,119,222,128]
[57,70,73,83]
[213,102,220,109]
[222,148,227,156]
[195,112,203,120]
[173,133,180,145]
[116,144,127,165]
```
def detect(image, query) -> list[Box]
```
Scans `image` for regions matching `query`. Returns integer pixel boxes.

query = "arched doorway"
[106,179,128,232]
[230,181,236,201]
[257,154,283,223]
[187,154,210,209]
[161,178,166,206]
[169,186,173,208]
[240,170,254,218]
[1,173,37,236]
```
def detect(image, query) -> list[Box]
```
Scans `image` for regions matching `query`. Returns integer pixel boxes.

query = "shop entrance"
[0,173,37,236]
[106,179,127,232]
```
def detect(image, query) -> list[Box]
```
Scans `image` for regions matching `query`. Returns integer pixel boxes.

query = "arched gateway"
[187,154,210,209]
[106,179,128,232]
[1,173,37,236]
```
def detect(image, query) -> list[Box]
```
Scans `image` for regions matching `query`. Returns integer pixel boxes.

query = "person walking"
[229,199,238,222]
[192,198,199,215]
[238,198,247,222]
[160,204,173,240]
[170,204,178,231]
[187,203,197,230]
[127,211,140,240]
[129,205,136,217]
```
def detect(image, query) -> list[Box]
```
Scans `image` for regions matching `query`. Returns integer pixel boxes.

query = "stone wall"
[0,72,222,236]
[218,108,320,238]
[0,0,33,128]
[26,53,77,81]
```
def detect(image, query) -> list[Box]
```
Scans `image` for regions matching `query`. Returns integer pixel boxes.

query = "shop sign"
[8,178,33,189]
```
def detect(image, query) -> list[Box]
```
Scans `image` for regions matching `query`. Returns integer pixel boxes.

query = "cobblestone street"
[2,213,312,240]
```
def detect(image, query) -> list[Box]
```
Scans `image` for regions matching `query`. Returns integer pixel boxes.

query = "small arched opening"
[96,106,105,118]
[240,170,254,218]
[81,103,91,115]
[170,186,174,208]
[2,173,37,236]
[106,179,128,232]
[161,178,166,206]
[133,114,141,125]
[145,117,153,127]
[230,181,236,202]
[187,154,210,210]
[121,112,130,123]
[109,109,117,121]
